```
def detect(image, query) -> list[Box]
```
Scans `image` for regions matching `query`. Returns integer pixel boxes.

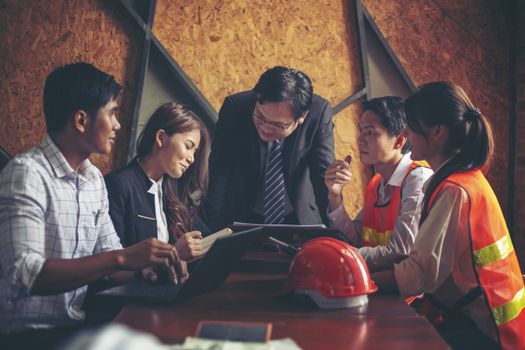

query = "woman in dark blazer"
[105,103,210,263]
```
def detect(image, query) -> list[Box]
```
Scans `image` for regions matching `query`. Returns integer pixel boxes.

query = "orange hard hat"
[283,237,377,308]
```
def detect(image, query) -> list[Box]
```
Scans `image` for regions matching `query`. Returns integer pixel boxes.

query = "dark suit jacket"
[105,159,209,247]
[202,90,335,231]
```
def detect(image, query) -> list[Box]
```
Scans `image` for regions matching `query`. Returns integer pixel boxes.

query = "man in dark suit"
[203,66,335,231]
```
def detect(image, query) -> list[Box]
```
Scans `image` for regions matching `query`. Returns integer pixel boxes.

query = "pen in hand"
[176,222,186,240]
[343,154,352,169]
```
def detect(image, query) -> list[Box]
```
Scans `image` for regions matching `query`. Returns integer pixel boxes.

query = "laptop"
[97,227,268,304]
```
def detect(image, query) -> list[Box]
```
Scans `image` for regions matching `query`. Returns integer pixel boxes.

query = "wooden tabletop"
[114,257,450,349]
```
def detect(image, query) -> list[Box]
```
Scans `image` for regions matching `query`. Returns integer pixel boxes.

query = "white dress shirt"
[147,177,169,243]
[0,135,122,333]
[328,153,433,262]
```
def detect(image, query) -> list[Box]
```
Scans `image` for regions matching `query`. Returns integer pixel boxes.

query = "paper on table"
[170,337,302,350]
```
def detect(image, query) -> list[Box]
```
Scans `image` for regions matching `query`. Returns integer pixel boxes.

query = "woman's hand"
[174,230,203,261]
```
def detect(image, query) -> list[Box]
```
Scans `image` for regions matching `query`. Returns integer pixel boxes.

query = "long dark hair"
[405,81,494,223]
[136,103,210,236]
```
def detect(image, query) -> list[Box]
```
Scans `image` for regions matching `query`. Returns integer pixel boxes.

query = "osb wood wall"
[515,1,525,260]
[362,0,511,214]
[1,0,511,223]
[153,0,370,217]
[0,0,142,175]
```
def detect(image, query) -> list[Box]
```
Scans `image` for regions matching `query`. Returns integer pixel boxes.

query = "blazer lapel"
[131,159,156,216]
[282,124,301,189]
[244,98,264,184]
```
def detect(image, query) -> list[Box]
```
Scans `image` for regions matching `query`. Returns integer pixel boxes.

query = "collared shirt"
[328,153,433,262]
[394,176,497,342]
[0,135,122,334]
[147,177,169,243]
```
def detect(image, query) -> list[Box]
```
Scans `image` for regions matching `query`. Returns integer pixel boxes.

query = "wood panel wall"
[0,0,142,174]
[153,0,369,217]
[0,0,511,221]
[515,2,525,258]
[362,0,511,214]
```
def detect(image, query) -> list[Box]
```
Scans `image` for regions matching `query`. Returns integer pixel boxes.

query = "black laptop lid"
[177,226,268,299]
[97,227,267,304]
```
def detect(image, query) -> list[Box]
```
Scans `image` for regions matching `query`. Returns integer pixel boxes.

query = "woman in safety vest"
[372,82,524,350]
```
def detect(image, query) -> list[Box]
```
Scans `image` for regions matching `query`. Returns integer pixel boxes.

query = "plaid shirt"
[0,135,122,333]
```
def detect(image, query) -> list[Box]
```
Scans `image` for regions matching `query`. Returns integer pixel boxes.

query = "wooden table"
[114,255,450,349]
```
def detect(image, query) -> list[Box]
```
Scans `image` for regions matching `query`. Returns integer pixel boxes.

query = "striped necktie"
[264,140,285,224]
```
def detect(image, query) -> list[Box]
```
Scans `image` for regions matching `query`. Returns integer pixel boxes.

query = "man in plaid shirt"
[0,63,185,348]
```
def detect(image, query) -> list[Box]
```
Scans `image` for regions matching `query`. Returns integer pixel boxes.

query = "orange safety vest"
[361,160,429,247]
[423,169,525,350]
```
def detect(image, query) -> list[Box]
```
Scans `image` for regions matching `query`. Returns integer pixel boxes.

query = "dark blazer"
[202,90,335,231]
[105,159,209,247]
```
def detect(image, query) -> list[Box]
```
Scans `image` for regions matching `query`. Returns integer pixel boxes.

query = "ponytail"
[404,82,494,223]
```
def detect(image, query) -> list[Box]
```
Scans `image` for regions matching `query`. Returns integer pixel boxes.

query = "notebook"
[189,228,233,262]
[97,227,268,304]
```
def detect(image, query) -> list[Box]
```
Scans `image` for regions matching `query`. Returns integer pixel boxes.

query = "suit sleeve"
[309,101,335,225]
[104,173,128,245]
[202,97,238,231]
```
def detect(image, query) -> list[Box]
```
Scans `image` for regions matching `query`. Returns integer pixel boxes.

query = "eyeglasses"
[252,113,297,131]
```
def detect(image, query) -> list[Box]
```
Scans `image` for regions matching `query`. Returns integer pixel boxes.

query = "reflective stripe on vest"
[492,287,525,327]
[473,234,513,268]
[361,227,392,246]
[361,160,429,247]
[425,169,525,349]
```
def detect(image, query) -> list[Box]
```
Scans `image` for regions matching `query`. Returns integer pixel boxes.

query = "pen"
[176,222,186,239]
[94,209,101,226]
[268,236,299,255]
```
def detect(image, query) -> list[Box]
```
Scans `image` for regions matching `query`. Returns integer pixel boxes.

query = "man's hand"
[324,156,352,210]
[117,238,176,270]
[138,246,188,284]
[174,231,203,261]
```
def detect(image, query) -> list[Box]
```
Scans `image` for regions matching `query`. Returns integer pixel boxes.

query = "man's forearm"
[328,193,343,211]
[31,250,124,295]
[108,270,135,284]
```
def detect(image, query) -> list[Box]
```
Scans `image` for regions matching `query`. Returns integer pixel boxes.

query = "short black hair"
[43,62,121,135]
[362,96,410,154]
[253,66,313,119]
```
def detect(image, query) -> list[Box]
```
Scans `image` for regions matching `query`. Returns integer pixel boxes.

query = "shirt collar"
[386,152,413,187]
[147,176,163,194]
[41,135,97,181]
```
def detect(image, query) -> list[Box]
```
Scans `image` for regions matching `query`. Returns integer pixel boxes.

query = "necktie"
[264,140,285,224]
